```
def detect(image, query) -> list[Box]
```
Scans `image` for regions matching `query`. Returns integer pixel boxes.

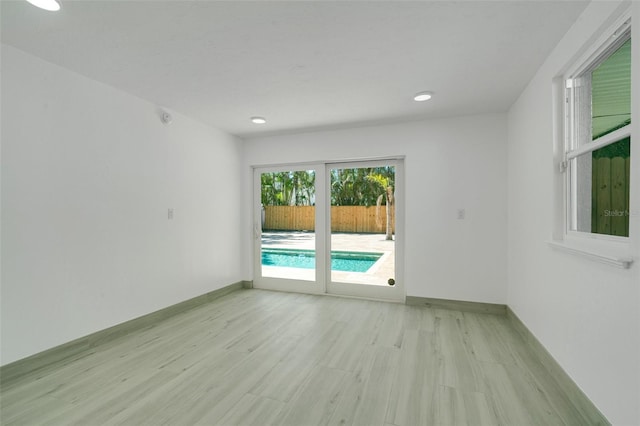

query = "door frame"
[252,158,405,303]
[252,163,326,294]
[325,159,405,302]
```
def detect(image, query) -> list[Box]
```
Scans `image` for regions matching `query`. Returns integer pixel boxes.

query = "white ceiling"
[1,0,588,138]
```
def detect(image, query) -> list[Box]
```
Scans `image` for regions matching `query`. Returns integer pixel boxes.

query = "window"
[564,19,631,238]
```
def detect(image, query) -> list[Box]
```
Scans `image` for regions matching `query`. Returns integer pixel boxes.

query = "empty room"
[1,1,638,425]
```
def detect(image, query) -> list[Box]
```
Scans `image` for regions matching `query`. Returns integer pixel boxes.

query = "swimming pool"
[262,248,383,273]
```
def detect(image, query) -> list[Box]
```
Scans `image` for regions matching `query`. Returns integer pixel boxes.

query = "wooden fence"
[263,205,395,234]
[592,156,630,236]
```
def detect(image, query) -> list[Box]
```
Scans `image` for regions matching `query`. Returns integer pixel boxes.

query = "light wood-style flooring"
[1,289,592,425]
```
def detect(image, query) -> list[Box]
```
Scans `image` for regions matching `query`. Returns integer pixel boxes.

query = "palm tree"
[366,173,394,240]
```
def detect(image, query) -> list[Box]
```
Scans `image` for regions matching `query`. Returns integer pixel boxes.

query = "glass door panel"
[327,160,403,301]
[254,166,325,294]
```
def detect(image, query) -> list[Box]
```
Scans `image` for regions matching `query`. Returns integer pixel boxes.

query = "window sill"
[547,239,634,269]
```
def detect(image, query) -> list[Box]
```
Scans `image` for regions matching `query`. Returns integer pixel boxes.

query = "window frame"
[562,15,632,242]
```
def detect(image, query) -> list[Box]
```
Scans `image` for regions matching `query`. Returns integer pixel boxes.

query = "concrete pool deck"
[261,231,396,286]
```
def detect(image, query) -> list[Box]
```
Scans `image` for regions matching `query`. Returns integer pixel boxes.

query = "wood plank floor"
[1,289,592,425]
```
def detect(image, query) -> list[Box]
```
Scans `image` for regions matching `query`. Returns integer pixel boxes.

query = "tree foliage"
[330,166,394,206]
[261,171,315,206]
[260,166,395,208]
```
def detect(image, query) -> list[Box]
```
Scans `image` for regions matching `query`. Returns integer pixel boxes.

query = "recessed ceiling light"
[413,91,433,102]
[251,117,267,124]
[25,0,60,11]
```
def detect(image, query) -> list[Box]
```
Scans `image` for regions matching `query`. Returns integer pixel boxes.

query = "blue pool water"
[262,248,382,273]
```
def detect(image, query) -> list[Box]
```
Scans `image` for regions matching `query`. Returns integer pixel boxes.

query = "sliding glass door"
[326,160,403,301]
[253,165,325,294]
[253,159,403,302]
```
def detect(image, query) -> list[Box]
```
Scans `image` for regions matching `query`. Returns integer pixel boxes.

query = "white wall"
[0,45,245,365]
[244,114,508,304]
[507,2,639,425]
